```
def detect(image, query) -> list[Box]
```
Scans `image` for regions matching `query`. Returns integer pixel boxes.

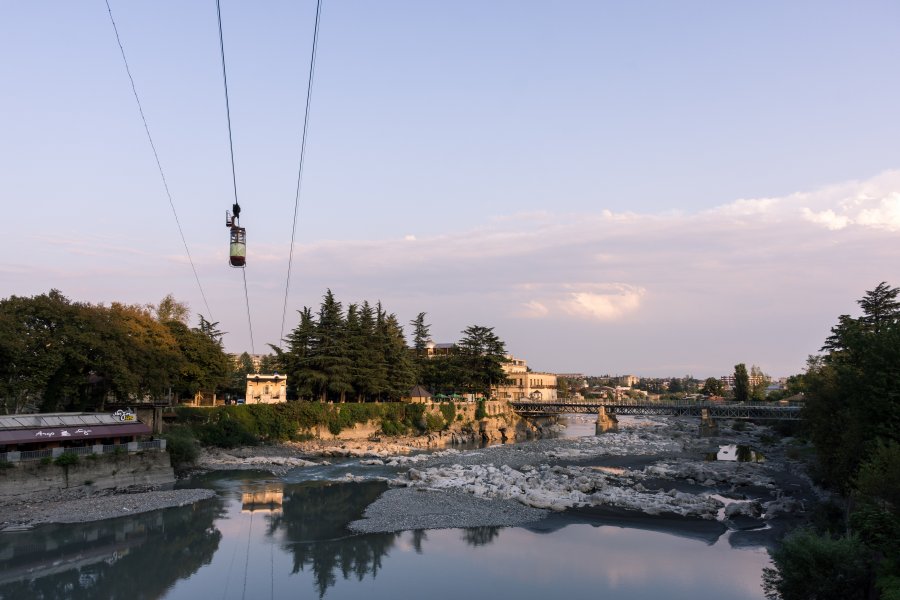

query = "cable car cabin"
[225,209,246,268]
[229,226,246,267]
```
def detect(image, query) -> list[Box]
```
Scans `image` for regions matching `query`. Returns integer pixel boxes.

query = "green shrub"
[762,529,871,600]
[176,401,434,443]
[475,400,487,420]
[424,412,446,432]
[198,417,258,448]
[381,419,407,436]
[439,402,456,423]
[0,460,13,470]
[54,452,79,467]
[163,426,200,469]
[40,456,52,465]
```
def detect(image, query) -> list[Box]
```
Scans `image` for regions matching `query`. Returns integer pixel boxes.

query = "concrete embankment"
[0,451,175,500]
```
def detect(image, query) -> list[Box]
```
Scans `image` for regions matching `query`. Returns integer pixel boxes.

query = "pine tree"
[458,325,509,398]
[410,312,431,355]
[357,301,388,401]
[315,290,353,402]
[733,363,750,403]
[281,307,325,400]
[382,313,416,399]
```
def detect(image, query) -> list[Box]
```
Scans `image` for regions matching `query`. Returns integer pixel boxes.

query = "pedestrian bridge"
[509,399,802,421]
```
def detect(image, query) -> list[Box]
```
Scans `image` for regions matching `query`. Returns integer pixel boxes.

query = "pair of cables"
[106,0,324,353]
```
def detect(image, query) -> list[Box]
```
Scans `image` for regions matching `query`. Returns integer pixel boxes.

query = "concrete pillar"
[92,444,104,455]
[153,406,163,435]
[596,406,618,433]
[127,441,139,453]
[52,447,64,458]
[699,408,719,437]
[6,451,20,463]
[159,438,167,451]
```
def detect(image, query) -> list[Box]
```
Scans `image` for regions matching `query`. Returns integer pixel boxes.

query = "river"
[0,417,775,599]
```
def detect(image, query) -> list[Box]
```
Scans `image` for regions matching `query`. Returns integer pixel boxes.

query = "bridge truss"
[509,399,802,421]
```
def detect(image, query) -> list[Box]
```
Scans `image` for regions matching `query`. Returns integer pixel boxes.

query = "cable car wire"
[279,0,324,346]
[215,0,240,211]
[215,0,256,354]
[104,0,215,322]
[242,269,256,354]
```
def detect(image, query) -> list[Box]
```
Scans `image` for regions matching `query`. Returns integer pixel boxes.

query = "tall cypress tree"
[281,307,325,400]
[733,363,750,403]
[382,312,416,399]
[410,312,431,354]
[357,301,388,401]
[316,290,353,402]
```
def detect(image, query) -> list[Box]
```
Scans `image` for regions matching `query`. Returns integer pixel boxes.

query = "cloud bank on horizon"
[3,170,899,377]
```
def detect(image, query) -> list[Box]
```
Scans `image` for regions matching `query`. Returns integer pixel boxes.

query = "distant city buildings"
[719,374,767,389]
[228,353,266,372]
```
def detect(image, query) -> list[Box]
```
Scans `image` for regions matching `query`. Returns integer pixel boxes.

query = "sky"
[1,1,899,378]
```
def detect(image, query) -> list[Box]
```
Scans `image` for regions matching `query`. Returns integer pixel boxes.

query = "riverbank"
[0,486,216,531]
[1,415,821,541]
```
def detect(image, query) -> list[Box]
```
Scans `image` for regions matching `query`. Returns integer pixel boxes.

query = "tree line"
[272,290,509,402]
[0,289,512,413]
[0,290,231,414]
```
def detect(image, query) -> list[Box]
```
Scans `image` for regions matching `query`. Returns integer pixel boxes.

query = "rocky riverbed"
[1,415,821,540]
[348,416,822,538]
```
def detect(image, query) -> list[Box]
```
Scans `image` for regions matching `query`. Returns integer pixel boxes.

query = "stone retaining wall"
[0,451,175,499]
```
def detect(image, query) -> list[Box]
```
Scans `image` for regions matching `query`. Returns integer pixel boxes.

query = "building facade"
[246,374,287,404]
[493,356,558,402]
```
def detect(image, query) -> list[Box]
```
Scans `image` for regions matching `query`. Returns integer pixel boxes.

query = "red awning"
[0,423,152,445]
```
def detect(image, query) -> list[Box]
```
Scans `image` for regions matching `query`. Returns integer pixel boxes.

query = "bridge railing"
[511,398,804,408]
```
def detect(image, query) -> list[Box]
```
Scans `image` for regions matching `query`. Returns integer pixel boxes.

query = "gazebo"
[408,385,433,404]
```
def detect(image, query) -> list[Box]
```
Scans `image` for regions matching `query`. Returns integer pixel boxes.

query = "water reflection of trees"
[0,496,225,599]
[461,526,501,547]
[269,481,399,598]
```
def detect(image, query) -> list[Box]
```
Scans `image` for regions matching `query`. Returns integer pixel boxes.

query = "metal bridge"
[509,399,803,421]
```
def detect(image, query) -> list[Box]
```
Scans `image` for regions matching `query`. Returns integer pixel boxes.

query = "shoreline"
[0,487,216,531]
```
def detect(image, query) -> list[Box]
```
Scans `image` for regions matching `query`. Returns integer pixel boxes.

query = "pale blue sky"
[2,1,899,376]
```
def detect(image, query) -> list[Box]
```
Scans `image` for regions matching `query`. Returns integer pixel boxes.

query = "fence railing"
[0,439,165,464]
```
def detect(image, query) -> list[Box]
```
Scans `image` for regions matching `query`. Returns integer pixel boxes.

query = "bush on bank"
[173,402,441,448]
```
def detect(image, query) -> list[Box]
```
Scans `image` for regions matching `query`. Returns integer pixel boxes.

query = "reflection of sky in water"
[0,474,769,600]
[166,476,767,600]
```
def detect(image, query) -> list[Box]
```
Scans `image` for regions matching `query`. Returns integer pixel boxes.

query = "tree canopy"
[0,290,232,413]
[275,293,509,401]
[766,283,900,600]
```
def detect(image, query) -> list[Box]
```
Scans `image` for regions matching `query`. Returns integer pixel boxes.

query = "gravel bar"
[0,488,217,530]
[348,488,548,533]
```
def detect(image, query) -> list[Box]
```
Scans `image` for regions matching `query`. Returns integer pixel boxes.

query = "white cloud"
[855,193,900,230]
[801,208,850,230]
[517,300,549,318]
[560,286,645,321]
